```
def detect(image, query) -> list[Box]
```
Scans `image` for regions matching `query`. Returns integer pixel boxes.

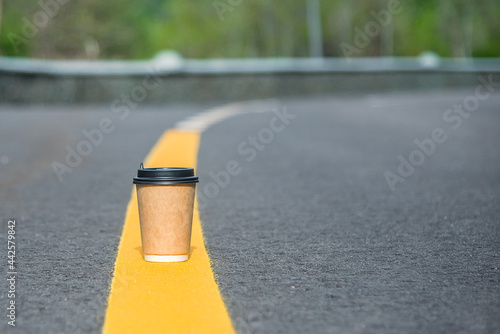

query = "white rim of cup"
[144,254,189,262]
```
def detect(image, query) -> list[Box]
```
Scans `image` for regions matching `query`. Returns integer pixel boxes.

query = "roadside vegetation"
[0,0,498,59]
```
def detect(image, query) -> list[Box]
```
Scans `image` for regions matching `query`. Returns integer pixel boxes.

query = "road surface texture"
[1,90,499,333]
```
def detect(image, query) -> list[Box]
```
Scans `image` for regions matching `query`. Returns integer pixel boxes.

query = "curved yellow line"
[103,129,235,334]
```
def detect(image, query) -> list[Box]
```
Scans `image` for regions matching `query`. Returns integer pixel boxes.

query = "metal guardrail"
[0,54,499,104]
[1,54,500,77]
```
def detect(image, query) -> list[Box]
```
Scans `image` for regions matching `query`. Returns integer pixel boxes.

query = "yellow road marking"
[103,129,235,334]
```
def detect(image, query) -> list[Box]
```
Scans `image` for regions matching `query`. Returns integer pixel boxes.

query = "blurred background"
[1,0,499,60]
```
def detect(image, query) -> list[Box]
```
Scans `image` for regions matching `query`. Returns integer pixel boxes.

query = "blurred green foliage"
[0,0,499,59]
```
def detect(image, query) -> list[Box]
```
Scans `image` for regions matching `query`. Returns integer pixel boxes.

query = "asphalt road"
[1,90,499,333]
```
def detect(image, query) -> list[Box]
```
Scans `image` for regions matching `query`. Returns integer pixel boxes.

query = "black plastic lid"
[133,163,199,185]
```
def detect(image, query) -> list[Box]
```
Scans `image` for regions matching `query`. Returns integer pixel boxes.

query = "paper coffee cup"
[133,164,199,262]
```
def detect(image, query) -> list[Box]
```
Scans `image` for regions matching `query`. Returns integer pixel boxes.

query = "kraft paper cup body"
[133,166,199,262]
